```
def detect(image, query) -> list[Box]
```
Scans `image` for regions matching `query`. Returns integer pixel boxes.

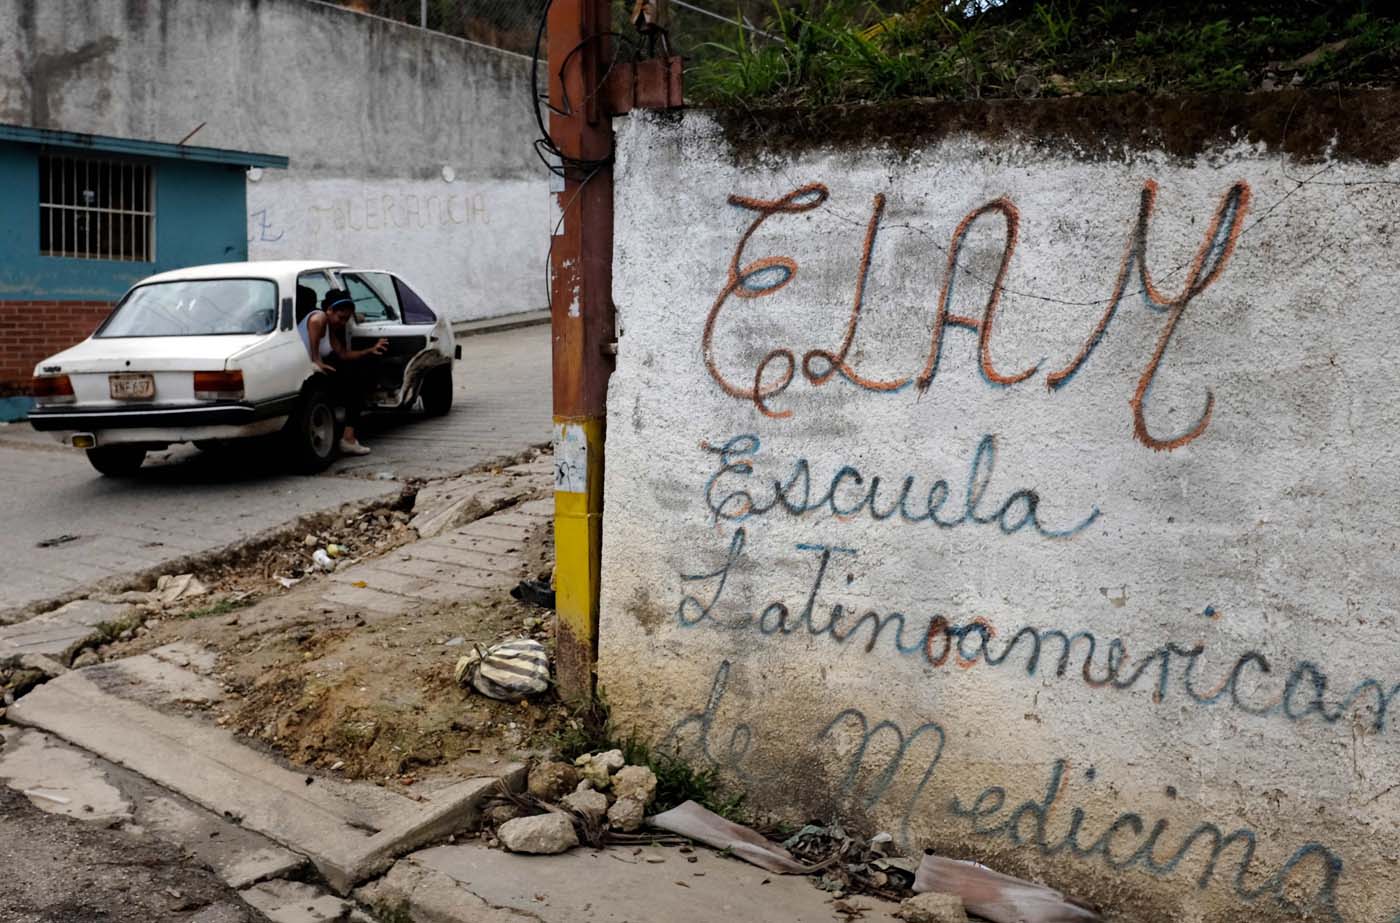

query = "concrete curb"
[451,310,550,338]
[8,668,524,894]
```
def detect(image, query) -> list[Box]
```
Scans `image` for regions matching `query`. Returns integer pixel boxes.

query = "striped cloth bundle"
[454,639,551,700]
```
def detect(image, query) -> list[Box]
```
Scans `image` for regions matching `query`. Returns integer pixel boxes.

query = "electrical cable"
[668,0,781,42]
[529,0,632,178]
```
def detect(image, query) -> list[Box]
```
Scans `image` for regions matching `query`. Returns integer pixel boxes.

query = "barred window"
[39,154,153,262]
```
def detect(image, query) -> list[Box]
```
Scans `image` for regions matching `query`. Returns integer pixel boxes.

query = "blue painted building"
[0,125,286,419]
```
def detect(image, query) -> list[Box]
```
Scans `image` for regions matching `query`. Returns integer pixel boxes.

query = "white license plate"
[109,373,155,400]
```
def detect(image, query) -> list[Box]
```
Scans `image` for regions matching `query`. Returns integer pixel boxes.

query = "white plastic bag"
[453,638,550,700]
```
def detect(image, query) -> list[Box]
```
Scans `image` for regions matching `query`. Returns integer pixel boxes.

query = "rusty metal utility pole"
[548,0,615,704]
[548,0,683,704]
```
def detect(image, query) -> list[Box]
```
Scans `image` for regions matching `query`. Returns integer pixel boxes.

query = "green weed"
[369,900,414,923]
[688,0,1400,107]
[545,693,747,820]
[92,614,143,644]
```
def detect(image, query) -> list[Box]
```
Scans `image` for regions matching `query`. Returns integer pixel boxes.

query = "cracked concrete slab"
[86,652,227,706]
[358,842,904,923]
[0,726,305,889]
[0,726,132,823]
[239,879,373,923]
[8,665,523,893]
[0,597,138,662]
[409,474,539,539]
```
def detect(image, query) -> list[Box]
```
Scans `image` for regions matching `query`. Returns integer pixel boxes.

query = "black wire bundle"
[529,0,633,178]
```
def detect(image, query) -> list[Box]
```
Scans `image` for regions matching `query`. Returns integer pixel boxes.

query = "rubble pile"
[189,495,418,596]
[480,752,664,854]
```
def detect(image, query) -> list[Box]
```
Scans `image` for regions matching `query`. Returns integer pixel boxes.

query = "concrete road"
[0,784,269,923]
[0,325,550,615]
[335,324,552,480]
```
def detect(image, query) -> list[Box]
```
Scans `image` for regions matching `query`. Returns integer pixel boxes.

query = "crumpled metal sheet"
[913,854,1103,923]
[647,800,811,874]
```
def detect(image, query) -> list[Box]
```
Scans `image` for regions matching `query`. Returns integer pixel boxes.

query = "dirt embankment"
[95,476,572,789]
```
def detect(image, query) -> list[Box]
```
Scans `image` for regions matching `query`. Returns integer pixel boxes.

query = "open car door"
[333,270,449,408]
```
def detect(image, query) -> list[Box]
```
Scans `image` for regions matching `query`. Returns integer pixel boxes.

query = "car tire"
[86,446,147,477]
[285,386,340,473]
[420,365,453,417]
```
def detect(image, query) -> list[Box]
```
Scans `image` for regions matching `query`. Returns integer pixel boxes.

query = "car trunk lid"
[41,335,264,374]
[39,335,265,408]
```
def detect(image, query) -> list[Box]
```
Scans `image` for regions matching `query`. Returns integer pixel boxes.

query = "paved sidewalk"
[359,841,903,923]
[322,494,553,615]
[7,646,524,895]
[318,450,554,617]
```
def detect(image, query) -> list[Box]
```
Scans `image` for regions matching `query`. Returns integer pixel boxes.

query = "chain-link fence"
[327,1,952,61]
[327,0,785,59]
[331,0,547,54]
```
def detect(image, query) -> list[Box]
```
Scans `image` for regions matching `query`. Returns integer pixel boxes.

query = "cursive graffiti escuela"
[702,432,1101,538]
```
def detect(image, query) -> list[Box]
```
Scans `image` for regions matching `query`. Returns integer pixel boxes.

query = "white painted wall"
[0,0,547,322]
[247,173,542,322]
[600,110,1400,923]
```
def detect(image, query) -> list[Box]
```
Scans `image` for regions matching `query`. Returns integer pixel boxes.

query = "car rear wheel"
[86,446,147,477]
[420,365,453,417]
[285,386,340,473]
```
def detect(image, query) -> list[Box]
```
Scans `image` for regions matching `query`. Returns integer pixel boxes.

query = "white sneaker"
[338,439,371,456]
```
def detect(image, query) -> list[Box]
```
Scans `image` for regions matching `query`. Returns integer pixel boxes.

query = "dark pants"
[324,355,376,428]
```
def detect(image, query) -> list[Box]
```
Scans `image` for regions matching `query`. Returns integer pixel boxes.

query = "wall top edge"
[674,88,1400,165]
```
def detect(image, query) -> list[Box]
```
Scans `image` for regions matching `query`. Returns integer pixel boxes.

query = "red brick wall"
[0,300,113,396]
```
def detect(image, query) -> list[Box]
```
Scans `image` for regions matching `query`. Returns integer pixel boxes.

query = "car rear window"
[97,279,278,338]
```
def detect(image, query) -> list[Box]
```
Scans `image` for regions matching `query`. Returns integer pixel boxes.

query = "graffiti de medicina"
[663,661,1359,923]
[702,179,1250,452]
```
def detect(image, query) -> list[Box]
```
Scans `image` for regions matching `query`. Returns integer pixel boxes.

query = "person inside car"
[298,288,388,456]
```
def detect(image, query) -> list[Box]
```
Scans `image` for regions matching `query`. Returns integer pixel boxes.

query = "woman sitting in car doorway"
[297,288,388,456]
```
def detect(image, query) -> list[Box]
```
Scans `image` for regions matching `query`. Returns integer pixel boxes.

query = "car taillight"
[193,370,244,401]
[31,374,75,404]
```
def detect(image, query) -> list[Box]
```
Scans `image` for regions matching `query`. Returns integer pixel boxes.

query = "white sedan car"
[28,261,459,476]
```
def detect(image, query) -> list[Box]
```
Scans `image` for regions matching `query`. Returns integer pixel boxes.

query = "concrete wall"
[0,0,547,322]
[599,95,1400,923]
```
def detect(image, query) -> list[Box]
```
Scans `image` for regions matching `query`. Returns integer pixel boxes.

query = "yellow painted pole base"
[552,416,604,703]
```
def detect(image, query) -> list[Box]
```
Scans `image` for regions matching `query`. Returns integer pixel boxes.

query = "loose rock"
[498,813,579,854]
[574,749,624,788]
[897,892,969,923]
[71,650,100,669]
[612,765,658,807]
[528,761,581,801]
[484,802,525,827]
[561,789,609,822]
[607,796,645,832]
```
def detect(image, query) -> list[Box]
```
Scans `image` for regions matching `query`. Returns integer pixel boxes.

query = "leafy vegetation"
[689,0,1400,107]
[548,694,747,819]
[92,613,143,644]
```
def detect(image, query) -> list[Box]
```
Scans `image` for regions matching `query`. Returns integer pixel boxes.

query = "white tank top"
[297,311,334,359]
